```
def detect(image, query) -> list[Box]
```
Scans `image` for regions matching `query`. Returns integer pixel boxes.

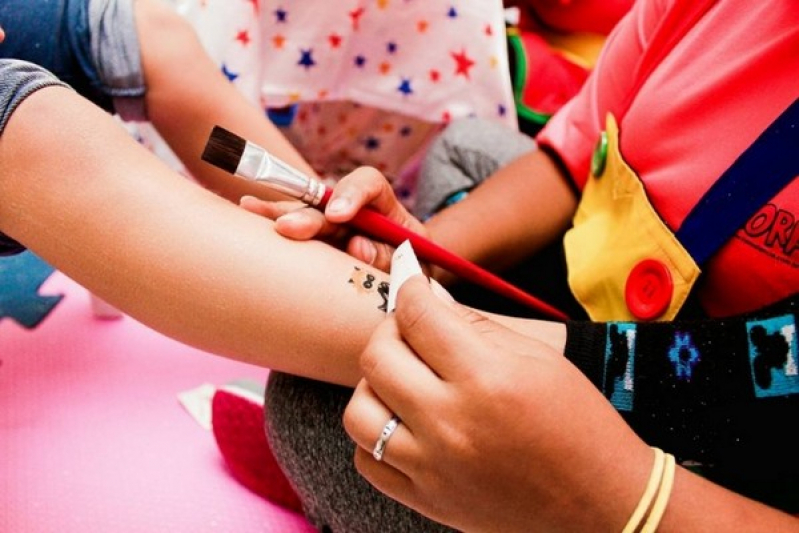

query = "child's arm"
[0,80,384,387]
[134,0,318,202]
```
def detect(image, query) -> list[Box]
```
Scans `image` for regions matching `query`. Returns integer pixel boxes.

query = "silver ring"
[372,415,401,462]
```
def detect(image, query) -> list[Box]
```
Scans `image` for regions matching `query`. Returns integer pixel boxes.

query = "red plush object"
[211,383,303,513]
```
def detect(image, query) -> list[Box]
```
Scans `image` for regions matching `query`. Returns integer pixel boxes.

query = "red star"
[451,48,475,79]
[350,7,365,30]
[441,111,452,123]
[236,30,250,46]
[485,24,493,36]
[328,33,343,48]
[247,0,260,13]
[429,69,441,82]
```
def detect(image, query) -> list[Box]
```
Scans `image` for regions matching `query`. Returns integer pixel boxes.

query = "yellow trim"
[564,114,701,321]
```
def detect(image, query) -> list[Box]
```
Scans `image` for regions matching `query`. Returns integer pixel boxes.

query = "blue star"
[363,136,381,151]
[354,55,367,68]
[447,6,458,18]
[274,8,288,23]
[298,49,316,69]
[221,64,239,82]
[0,251,63,328]
[386,42,398,54]
[397,77,413,96]
[498,103,507,116]
[399,125,413,137]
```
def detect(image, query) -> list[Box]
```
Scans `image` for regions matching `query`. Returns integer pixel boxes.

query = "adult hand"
[241,166,427,271]
[344,276,653,532]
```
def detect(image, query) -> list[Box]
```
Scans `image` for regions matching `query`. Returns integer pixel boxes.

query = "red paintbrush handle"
[344,207,569,320]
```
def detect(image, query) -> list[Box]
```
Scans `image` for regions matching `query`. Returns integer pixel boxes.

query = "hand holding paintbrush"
[202,126,568,320]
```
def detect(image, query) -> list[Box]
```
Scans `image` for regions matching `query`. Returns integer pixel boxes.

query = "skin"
[0,84,376,386]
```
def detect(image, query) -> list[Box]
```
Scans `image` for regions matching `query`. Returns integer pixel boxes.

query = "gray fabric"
[89,0,147,121]
[264,372,456,533]
[0,60,70,136]
[0,60,71,255]
[412,117,536,218]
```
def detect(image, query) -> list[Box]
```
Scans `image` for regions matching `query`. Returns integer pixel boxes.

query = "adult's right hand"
[243,166,428,272]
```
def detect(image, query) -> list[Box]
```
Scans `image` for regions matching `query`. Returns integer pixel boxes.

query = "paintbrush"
[202,126,568,320]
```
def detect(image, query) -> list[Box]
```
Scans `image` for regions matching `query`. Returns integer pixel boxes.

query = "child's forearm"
[0,84,384,386]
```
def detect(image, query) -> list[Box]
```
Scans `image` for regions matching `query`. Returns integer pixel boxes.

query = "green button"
[591,131,608,177]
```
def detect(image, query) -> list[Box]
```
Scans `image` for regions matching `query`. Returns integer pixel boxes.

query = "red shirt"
[538,0,799,317]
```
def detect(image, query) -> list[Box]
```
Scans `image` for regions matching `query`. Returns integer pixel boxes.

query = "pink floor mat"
[0,253,313,532]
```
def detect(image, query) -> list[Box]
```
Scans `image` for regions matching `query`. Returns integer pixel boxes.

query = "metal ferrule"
[236,141,326,206]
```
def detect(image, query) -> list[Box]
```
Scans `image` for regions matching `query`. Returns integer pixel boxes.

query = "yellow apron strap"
[564,114,701,322]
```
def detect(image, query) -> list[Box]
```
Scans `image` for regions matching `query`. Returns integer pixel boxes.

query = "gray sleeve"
[0,59,71,255]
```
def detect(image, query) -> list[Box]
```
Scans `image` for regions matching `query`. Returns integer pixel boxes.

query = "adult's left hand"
[344,276,653,532]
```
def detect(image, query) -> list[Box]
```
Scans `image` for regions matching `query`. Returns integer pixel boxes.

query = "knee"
[429,118,489,158]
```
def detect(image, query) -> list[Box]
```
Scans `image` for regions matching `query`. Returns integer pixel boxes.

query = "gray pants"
[265,118,535,532]
[413,117,536,219]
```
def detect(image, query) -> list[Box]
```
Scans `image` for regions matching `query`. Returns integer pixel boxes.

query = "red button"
[625,259,673,320]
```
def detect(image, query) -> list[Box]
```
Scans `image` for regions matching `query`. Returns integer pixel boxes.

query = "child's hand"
[242,166,429,273]
[240,195,356,250]
[0,24,6,43]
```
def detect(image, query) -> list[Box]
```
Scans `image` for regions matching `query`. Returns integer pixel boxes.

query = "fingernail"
[327,197,351,215]
[355,238,377,265]
[278,211,305,224]
[430,278,456,303]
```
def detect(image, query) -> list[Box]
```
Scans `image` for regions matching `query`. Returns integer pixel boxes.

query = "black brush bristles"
[202,126,247,174]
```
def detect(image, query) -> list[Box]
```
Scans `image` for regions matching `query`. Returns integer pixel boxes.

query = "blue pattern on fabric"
[0,251,63,328]
[747,315,799,398]
[667,332,701,381]
[604,322,637,411]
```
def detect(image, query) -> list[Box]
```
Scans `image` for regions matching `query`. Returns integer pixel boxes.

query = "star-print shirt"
[158,0,516,208]
[537,0,799,317]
